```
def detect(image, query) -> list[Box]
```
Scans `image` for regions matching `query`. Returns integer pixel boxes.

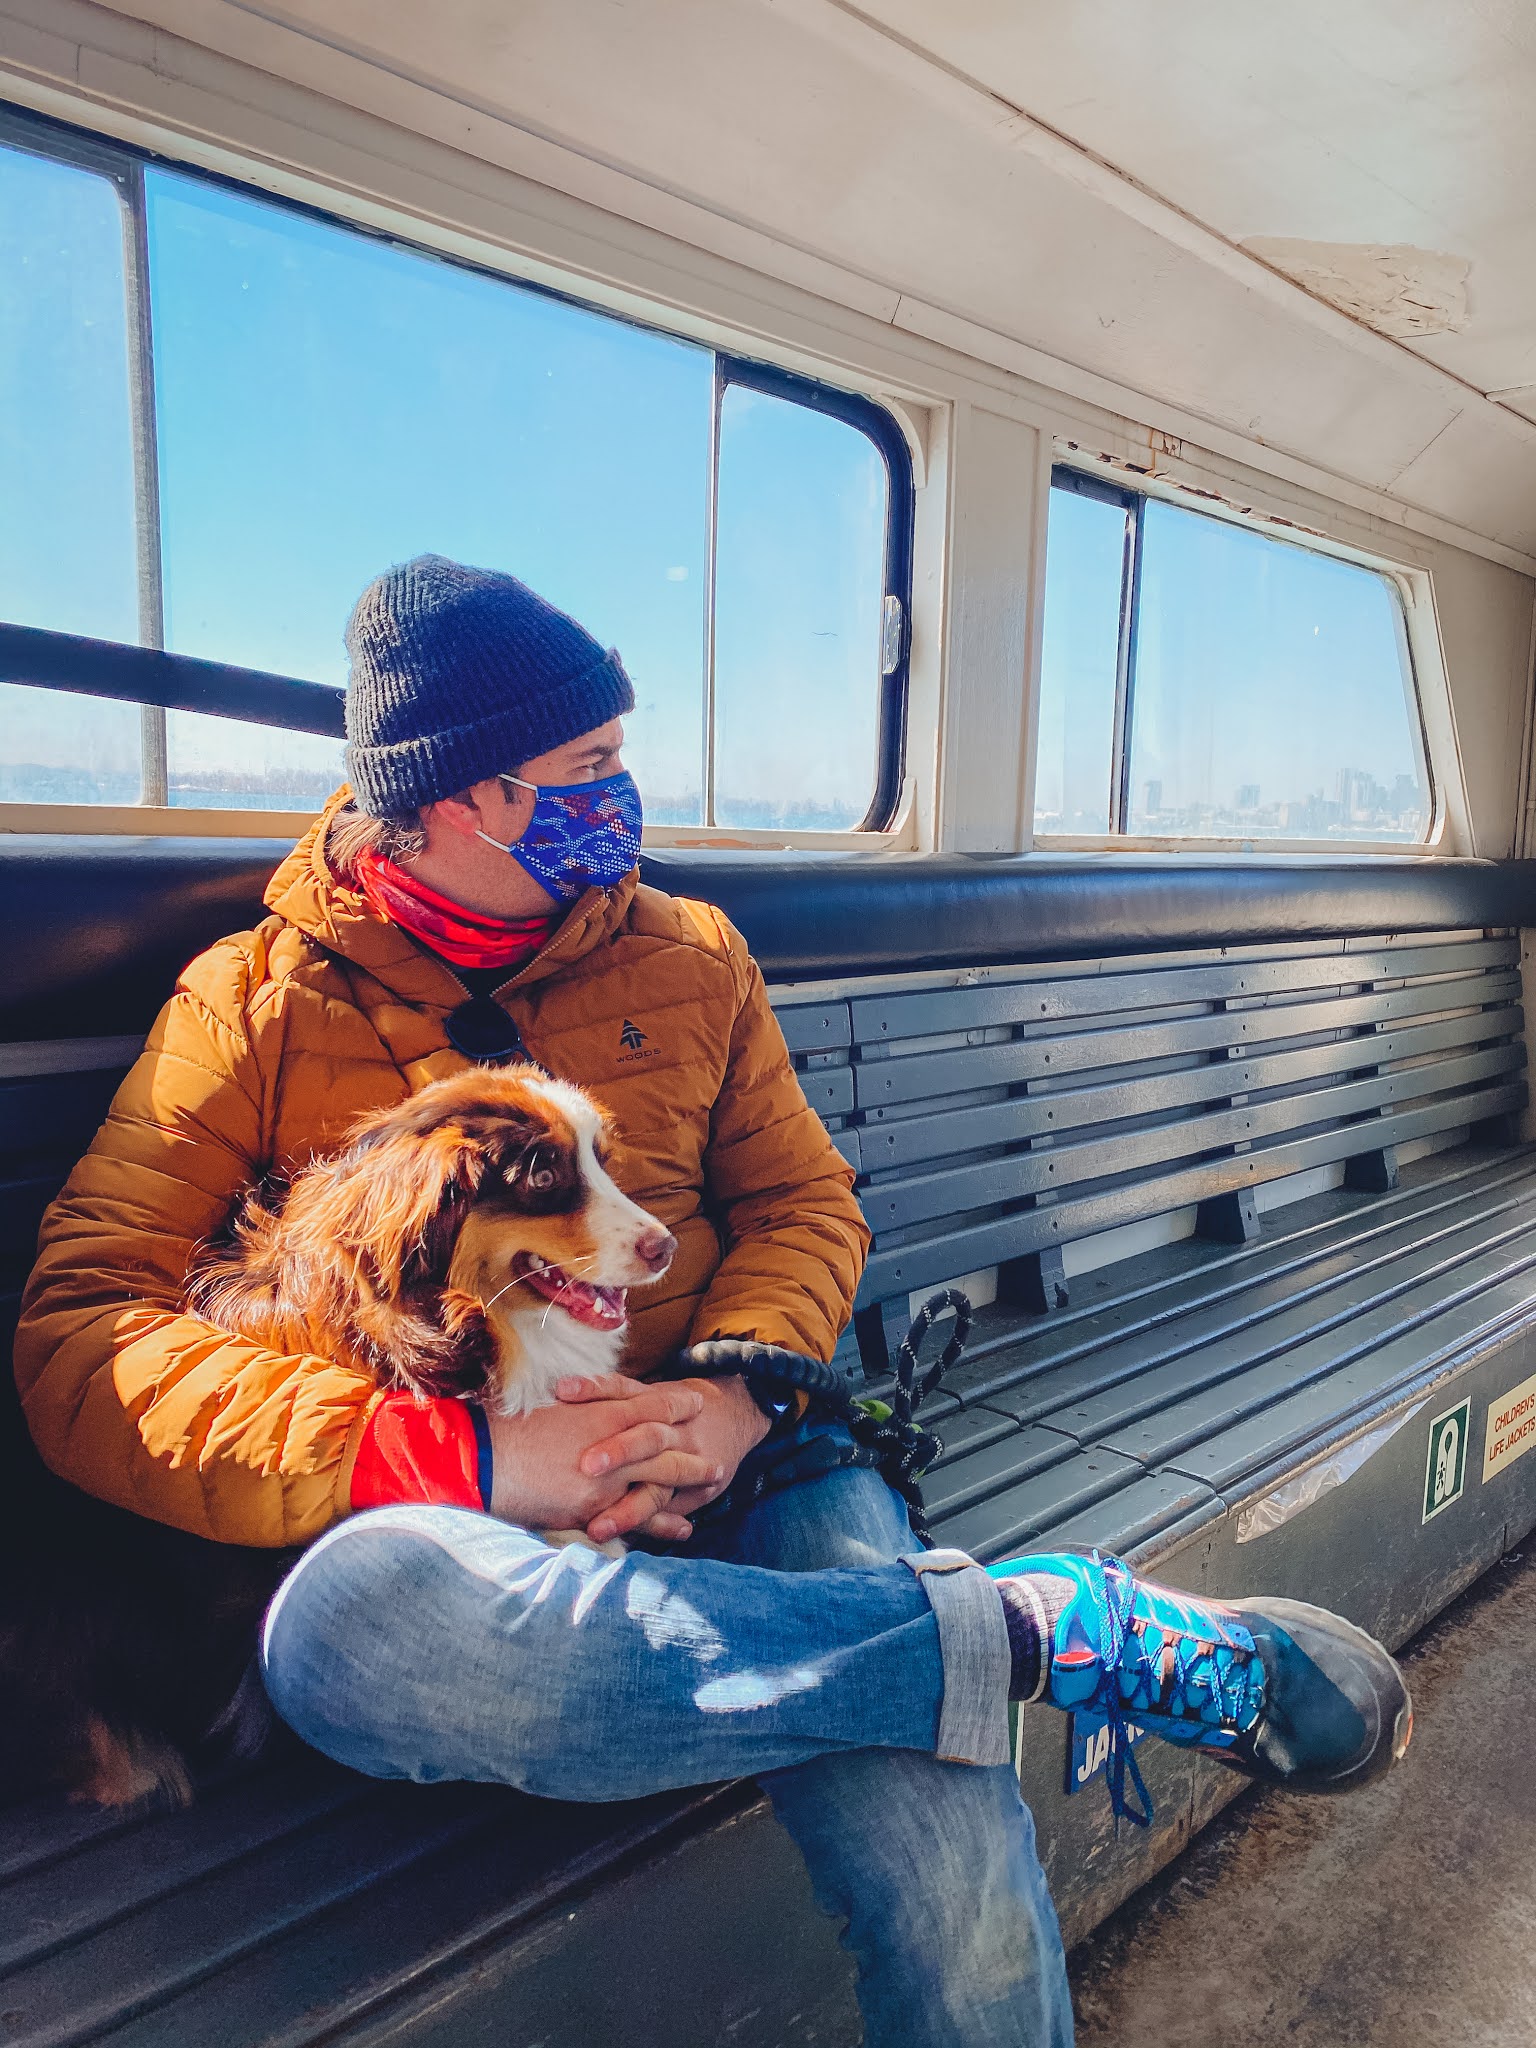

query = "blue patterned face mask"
[475,769,644,901]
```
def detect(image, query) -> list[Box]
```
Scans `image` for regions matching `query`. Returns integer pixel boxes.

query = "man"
[17,556,1410,2048]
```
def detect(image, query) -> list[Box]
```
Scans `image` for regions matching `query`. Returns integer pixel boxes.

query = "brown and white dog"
[190,1066,677,1423]
[0,1071,677,1815]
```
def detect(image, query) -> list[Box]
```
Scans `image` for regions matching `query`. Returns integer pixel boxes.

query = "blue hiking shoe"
[989,1551,1412,1826]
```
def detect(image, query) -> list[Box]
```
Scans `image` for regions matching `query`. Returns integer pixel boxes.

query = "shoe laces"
[1079,1551,1260,1830]
[1080,1551,1155,1829]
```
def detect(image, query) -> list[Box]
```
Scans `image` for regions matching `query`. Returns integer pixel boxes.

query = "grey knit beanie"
[343,554,636,816]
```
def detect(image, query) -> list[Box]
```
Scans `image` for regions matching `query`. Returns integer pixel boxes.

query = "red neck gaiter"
[355,848,557,971]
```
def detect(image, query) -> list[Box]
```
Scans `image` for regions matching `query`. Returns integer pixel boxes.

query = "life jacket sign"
[1483,1369,1536,1485]
[1065,1711,1149,1796]
[1422,1397,1471,1523]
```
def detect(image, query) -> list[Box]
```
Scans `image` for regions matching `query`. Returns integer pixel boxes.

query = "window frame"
[0,102,914,840]
[1036,461,1441,853]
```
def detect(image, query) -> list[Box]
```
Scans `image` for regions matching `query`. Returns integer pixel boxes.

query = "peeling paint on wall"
[1241,239,1470,339]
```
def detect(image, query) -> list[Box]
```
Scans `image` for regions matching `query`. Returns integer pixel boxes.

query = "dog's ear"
[344,1121,491,1296]
[333,1123,501,1402]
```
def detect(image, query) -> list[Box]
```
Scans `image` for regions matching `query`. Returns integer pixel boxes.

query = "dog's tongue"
[515,1257,628,1331]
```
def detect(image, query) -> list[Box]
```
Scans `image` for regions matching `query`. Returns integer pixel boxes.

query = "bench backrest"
[775,929,1526,1372]
[4,935,1526,1395]
[4,837,1530,1425]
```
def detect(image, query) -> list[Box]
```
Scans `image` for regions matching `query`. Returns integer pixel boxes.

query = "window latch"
[880,593,905,677]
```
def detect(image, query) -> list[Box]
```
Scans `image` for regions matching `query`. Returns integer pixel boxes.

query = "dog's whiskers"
[481,1274,526,1312]
[537,1254,601,1330]
[483,1252,603,1324]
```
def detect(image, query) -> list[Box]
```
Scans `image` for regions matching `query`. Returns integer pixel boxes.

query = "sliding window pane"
[0,143,140,802]
[145,170,712,817]
[712,385,886,830]
[1033,485,1128,835]
[1127,500,1428,840]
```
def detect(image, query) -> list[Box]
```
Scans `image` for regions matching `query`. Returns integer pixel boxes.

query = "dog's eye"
[525,1149,557,1192]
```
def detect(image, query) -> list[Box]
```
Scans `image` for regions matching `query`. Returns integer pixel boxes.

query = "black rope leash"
[662,1288,974,1545]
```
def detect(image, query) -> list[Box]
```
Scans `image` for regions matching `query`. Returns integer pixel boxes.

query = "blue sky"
[1,144,886,823]
[0,146,143,798]
[1035,485,1428,835]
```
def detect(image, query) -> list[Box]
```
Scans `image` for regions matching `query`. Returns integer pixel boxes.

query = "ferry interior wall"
[1,4,1535,2044]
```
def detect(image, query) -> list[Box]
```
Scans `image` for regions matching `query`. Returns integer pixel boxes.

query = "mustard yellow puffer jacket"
[14,795,869,1548]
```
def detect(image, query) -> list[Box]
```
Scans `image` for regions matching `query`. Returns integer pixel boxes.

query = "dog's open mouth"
[509,1251,628,1330]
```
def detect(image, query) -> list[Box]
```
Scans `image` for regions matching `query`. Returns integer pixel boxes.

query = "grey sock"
[994,1572,1074,1702]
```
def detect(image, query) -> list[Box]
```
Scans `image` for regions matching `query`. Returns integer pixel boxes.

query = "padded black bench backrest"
[771,931,1527,1373]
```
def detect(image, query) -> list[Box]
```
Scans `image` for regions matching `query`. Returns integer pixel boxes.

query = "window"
[712,376,891,830]
[1035,469,1432,844]
[0,110,912,831]
[0,141,142,802]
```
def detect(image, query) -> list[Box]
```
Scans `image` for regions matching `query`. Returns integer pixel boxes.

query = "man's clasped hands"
[484,1372,772,1544]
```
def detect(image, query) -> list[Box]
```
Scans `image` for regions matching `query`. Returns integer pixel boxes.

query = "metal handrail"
[0,622,346,738]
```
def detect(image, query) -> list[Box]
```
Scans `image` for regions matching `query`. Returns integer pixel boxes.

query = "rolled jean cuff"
[903,1549,1013,1767]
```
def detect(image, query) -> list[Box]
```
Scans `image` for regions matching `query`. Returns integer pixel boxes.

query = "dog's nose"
[635,1225,677,1273]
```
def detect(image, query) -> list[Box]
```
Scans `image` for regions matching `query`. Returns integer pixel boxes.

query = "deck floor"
[1070,1544,1536,2047]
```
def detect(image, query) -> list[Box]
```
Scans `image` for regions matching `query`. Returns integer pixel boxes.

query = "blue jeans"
[261,1423,1073,2048]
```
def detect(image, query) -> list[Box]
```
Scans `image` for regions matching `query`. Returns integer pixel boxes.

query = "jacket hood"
[263,786,640,1007]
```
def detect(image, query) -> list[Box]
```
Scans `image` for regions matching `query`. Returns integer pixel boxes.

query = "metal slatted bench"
[792,930,1523,1346]
[773,923,1536,1934]
[7,844,1536,2045]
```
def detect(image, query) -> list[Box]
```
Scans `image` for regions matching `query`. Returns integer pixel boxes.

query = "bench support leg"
[1195,1186,1260,1243]
[999,1244,1070,1314]
[1344,1145,1400,1193]
[1471,1111,1520,1149]
[853,1300,912,1378]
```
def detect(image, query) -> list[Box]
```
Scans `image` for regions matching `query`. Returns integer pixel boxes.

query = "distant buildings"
[1038,762,1427,840]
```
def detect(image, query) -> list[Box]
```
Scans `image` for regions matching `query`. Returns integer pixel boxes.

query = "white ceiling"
[860,0,1536,413]
[58,0,1536,557]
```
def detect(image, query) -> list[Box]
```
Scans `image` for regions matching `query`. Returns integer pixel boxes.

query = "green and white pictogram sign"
[1423,1398,1471,1523]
